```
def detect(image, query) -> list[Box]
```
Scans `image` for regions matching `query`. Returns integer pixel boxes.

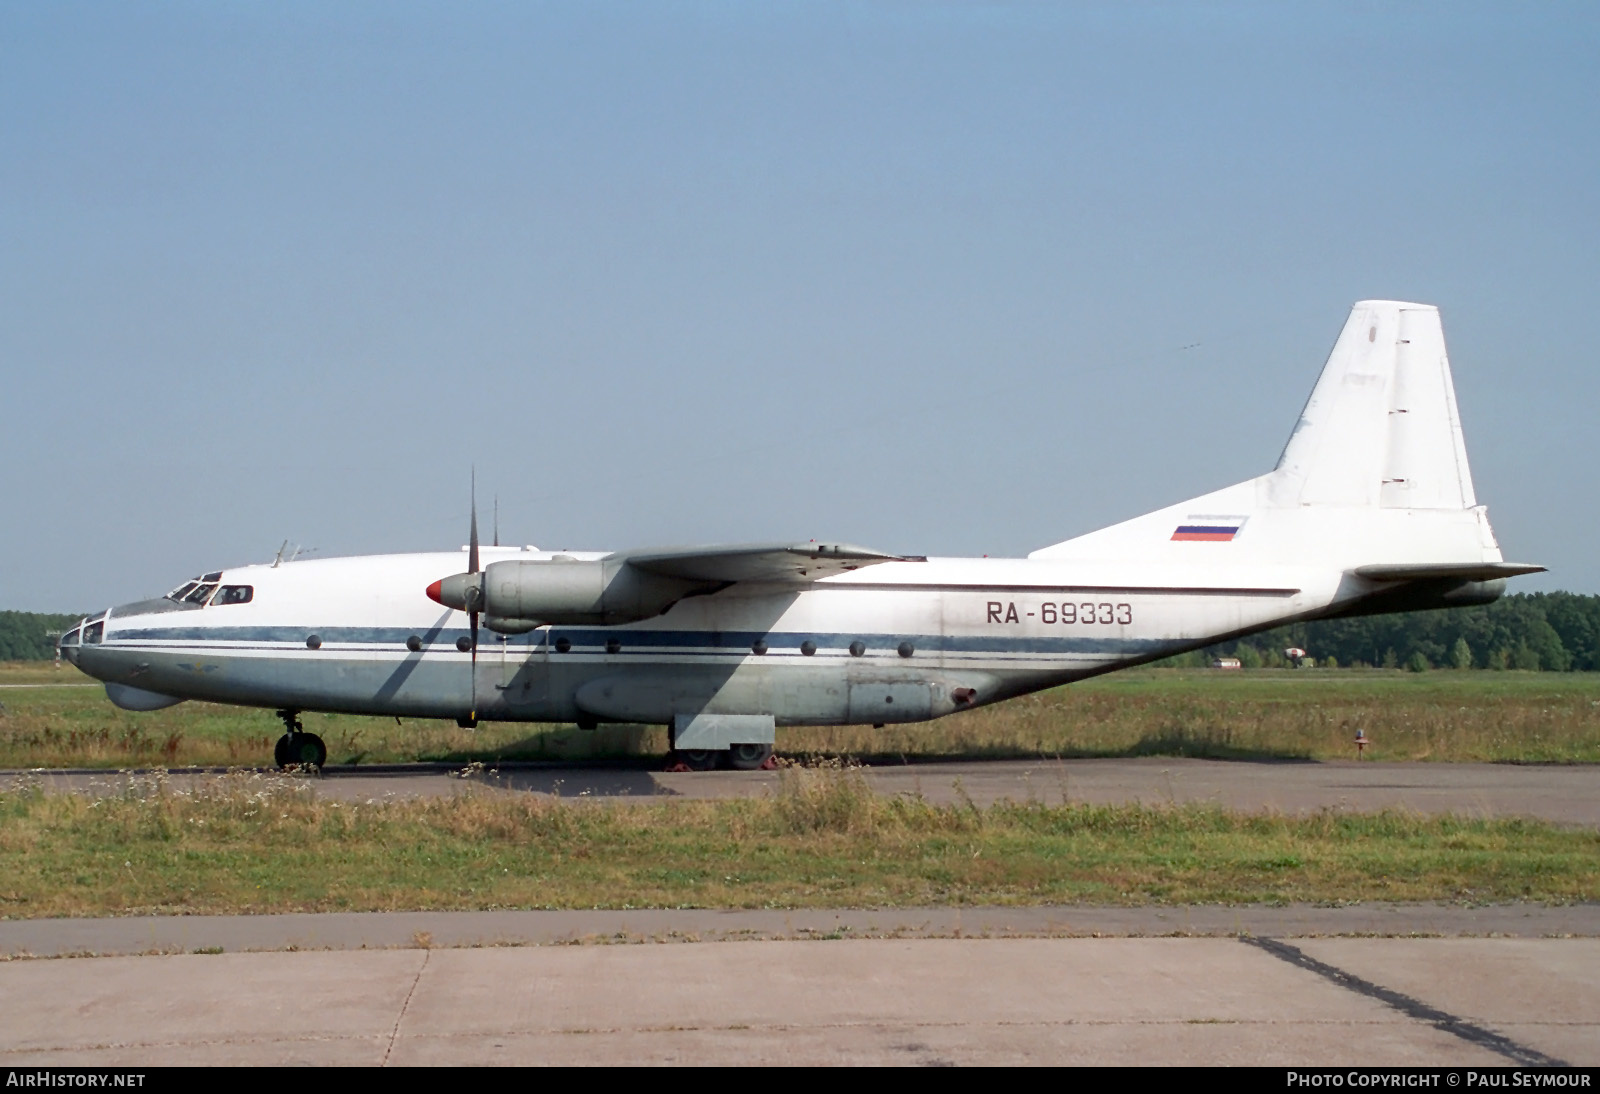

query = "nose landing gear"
[273,709,327,770]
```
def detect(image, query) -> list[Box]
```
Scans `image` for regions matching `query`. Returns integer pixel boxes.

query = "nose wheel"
[273,709,327,770]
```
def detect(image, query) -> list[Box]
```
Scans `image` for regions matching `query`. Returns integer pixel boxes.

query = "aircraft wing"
[620,542,915,584]
[1351,562,1546,582]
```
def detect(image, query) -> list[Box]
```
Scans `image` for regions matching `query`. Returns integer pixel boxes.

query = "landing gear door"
[500,626,551,711]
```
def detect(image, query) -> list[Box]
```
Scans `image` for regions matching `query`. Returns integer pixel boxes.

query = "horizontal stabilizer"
[1352,562,1545,583]
[621,542,914,584]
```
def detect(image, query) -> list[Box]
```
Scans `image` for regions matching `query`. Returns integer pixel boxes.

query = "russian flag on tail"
[1171,516,1247,542]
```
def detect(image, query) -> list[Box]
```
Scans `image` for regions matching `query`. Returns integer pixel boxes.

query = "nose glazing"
[58,609,108,666]
[57,620,83,663]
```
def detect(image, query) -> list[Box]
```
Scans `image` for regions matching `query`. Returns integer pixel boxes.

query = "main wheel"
[675,749,720,772]
[727,743,773,771]
[275,732,327,770]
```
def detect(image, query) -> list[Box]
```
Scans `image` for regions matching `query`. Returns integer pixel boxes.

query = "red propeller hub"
[425,579,443,605]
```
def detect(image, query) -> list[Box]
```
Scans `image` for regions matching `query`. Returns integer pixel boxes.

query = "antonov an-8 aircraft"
[60,301,1541,770]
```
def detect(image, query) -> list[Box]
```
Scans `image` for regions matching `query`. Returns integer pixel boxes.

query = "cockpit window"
[184,584,218,606]
[213,585,253,606]
[202,571,223,582]
[167,580,200,602]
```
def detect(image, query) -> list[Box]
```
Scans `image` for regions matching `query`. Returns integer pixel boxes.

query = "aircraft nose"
[57,620,84,664]
[57,610,109,668]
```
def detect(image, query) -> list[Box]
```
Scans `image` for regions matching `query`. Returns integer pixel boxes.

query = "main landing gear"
[727,743,776,771]
[273,709,327,770]
[665,733,775,772]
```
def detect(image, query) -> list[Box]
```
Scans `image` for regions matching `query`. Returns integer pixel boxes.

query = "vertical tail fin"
[1266,301,1476,510]
[1030,299,1510,569]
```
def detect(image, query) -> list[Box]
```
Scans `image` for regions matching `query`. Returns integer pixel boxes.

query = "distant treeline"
[2,594,1598,671]
[1188,592,1600,672]
[0,611,84,661]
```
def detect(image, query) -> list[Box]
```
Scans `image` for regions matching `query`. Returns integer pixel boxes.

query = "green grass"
[899,667,1600,765]
[3,662,1598,769]
[1,764,1593,918]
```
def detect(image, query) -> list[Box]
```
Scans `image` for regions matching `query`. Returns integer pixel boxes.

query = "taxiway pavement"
[12,757,1600,825]
[2,902,1598,959]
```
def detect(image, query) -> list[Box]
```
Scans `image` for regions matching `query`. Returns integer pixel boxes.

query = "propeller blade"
[469,468,480,577]
[468,469,480,724]
[469,607,479,723]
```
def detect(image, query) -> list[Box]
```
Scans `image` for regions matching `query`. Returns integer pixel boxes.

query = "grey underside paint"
[74,638,1162,724]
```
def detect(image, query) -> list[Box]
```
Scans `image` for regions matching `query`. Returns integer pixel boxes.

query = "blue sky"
[2,2,1596,611]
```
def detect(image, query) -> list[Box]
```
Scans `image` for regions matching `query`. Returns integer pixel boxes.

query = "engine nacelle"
[476,558,706,628]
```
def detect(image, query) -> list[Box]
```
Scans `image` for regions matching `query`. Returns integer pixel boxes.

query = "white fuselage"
[65,547,1347,726]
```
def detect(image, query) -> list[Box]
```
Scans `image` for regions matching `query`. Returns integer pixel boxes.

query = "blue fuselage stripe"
[105,625,1169,657]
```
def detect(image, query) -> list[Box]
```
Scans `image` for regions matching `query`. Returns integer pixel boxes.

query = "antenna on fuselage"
[493,495,499,548]
[273,541,318,567]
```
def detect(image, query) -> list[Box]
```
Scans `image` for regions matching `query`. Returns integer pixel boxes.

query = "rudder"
[1266,301,1476,511]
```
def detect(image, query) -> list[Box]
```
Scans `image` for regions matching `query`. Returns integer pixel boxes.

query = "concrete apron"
[1,934,1596,1066]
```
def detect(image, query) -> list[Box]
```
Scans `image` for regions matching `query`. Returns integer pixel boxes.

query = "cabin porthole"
[898,641,915,658]
[555,637,572,653]
[455,636,473,653]
[605,638,622,654]
[751,639,768,655]
[305,635,321,650]
[800,640,817,656]
[849,640,866,657]
[406,635,422,653]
